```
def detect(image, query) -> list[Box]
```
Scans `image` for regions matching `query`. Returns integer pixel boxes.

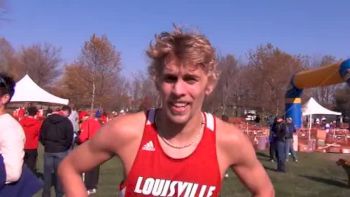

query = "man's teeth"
[173,103,187,107]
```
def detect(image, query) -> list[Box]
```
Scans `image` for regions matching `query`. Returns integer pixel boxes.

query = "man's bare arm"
[58,113,144,197]
[58,124,114,196]
[217,121,274,197]
[231,134,274,197]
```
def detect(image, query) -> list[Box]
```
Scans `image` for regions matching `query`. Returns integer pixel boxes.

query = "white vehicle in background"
[244,110,257,121]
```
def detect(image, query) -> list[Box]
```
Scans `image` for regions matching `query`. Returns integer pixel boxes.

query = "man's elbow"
[265,186,275,197]
[254,185,275,197]
[58,158,69,179]
[6,167,22,184]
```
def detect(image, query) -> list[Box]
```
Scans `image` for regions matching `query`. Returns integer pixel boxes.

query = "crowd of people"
[17,104,113,196]
[1,85,115,197]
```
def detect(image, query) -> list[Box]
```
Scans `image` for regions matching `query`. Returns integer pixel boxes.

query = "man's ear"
[205,80,216,95]
[155,81,160,91]
[154,76,162,91]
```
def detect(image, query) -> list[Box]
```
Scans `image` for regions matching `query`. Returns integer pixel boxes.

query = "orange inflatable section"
[293,63,343,89]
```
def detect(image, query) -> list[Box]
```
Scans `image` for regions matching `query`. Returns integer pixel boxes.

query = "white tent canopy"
[11,74,69,105]
[302,97,341,116]
[302,97,341,140]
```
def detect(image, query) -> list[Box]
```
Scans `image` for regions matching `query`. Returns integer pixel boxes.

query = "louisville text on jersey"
[134,176,216,197]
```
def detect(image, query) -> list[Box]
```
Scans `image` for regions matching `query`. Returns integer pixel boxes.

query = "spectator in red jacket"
[19,106,42,174]
[78,114,101,144]
[77,114,101,194]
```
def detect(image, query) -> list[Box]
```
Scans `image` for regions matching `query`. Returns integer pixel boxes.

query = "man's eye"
[184,77,198,84]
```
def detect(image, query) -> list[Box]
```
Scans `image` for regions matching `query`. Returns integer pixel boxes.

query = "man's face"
[156,57,214,124]
[61,110,70,117]
[0,93,10,108]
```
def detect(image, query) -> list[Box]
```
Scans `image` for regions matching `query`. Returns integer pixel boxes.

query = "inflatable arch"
[285,59,350,128]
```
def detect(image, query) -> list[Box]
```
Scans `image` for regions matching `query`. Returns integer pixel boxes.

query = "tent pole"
[308,114,312,141]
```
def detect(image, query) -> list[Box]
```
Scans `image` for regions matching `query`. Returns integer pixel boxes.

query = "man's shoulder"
[215,119,255,165]
[0,114,25,139]
[102,111,147,138]
[92,111,147,154]
[215,119,245,146]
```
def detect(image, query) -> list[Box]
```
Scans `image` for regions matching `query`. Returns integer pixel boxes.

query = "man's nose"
[172,79,186,96]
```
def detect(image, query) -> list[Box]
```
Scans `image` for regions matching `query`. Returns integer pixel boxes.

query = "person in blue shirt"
[285,117,298,162]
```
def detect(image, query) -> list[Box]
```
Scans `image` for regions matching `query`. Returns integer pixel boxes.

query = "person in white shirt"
[0,73,25,185]
[68,105,79,148]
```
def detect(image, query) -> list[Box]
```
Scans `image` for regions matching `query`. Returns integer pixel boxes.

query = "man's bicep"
[67,128,114,172]
[66,140,113,173]
[228,132,271,194]
[230,136,273,196]
[233,159,272,195]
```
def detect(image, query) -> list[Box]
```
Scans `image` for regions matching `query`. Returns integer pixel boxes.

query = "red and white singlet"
[119,109,222,197]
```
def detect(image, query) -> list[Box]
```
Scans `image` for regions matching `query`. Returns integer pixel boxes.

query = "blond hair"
[146,26,219,83]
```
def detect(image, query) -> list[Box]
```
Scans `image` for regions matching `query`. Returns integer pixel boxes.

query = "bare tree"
[58,63,92,108]
[129,71,159,111]
[204,54,242,116]
[245,43,304,115]
[334,85,350,120]
[78,34,121,111]
[17,43,62,88]
[0,37,18,76]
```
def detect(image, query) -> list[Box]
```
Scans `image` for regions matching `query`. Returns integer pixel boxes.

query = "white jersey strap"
[204,112,215,132]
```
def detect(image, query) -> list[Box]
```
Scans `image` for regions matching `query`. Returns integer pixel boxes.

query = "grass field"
[34,148,350,196]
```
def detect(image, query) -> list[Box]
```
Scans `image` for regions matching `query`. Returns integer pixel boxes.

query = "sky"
[1,0,350,77]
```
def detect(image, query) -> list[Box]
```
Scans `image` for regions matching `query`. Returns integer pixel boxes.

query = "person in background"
[100,112,108,125]
[95,108,102,119]
[77,113,102,195]
[78,110,89,123]
[272,116,287,172]
[269,116,277,162]
[19,106,42,174]
[13,103,28,121]
[285,117,298,162]
[255,114,261,124]
[0,73,25,187]
[68,104,79,149]
[45,107,53,117]
[0,72,42,196]
[40,105,73,197]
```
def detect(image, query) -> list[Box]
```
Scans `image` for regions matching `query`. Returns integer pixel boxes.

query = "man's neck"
[0,106,5,116]
[157,110,203,140]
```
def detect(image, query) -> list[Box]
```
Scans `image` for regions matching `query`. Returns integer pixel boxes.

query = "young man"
[40,105,73,197]
[77,113,102,195]
[59,27,274,196]
[0,73,42,196]
[19,106,42,174]
[285,117,298,162]
[0,73,25,186]
[272,116,287,172]
[68,104,79,148]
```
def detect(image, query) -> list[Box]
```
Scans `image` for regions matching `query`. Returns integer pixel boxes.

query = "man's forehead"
[163,62,202,74]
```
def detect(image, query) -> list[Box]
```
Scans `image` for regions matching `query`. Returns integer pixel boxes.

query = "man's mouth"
[169,102,189,113]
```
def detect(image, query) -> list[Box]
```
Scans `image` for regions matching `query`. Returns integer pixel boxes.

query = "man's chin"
[166,113,189,125]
